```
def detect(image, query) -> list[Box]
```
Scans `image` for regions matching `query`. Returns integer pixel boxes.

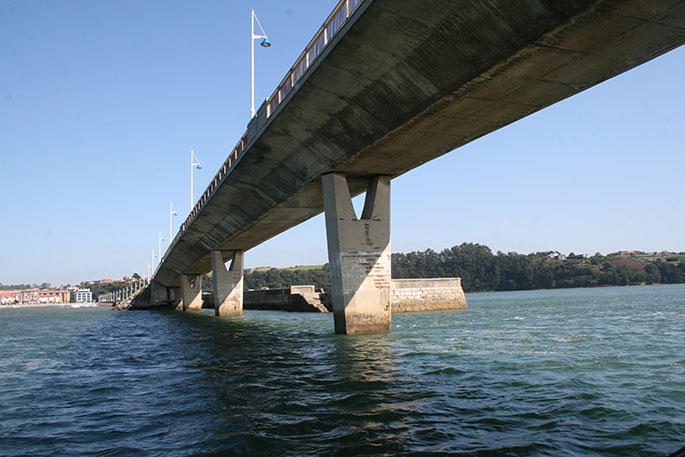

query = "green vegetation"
[244,264,330,290]
[243,243,685,293]
[0,284,36,290]
[392,244,685,292]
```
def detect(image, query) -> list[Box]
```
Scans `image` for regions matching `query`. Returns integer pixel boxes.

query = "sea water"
[0,284,683,456]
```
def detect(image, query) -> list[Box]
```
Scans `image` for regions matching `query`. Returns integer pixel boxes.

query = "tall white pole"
[169,202,173,245]
[251,9,255,118]
[190,149,194,211]
[158,231,163,265]
[151,249,155,271]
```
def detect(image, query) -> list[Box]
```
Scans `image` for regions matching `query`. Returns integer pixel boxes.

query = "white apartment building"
[75,288,93,303]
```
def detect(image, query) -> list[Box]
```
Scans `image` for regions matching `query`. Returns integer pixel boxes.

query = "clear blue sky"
[1,1,684,286]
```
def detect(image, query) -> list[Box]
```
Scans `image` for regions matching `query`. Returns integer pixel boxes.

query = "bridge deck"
[154,0,685,287]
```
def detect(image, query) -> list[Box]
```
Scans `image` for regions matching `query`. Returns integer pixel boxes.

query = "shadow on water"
[155,309,416,456]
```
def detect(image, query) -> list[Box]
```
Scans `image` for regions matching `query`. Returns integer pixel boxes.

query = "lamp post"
[158,231,164,265]
[169,202,178,245]
[251,9,271,118]
[190,149,201,211]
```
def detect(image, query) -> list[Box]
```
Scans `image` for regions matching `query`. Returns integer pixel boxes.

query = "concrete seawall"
[245,285,328,312]
[391,278,467,313]
[243,278,467,313]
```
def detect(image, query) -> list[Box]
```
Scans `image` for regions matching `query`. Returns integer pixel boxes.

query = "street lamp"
[251,9,271,118]
[158,231,165,266]
[169,201,178,245]
[190,148,202,211]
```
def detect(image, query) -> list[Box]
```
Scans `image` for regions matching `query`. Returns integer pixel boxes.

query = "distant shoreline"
[0,303,105,310]
[463,282,681,294]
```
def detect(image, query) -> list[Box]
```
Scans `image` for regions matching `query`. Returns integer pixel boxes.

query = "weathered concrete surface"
[323,174,391,334]
[243,288,290,310]
[150,281,168,305]
[181,274,203,312]
[391,278,467,313]
[287,285,329,312]
[154,0,685,289]
[243,285,328,312]
[211,250,243,316]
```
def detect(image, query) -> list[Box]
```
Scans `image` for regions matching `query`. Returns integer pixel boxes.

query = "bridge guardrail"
[157,0,366,275]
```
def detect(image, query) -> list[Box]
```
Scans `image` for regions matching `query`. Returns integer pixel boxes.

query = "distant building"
[20,289,40,304]
[547,251,567,260]
[99,279,113,284]
[75,288,93,303]
[1,288,69,305]
[0,290,22,305]
[38,292,61,304]
[38,289,69,304]
[608,250,640,257]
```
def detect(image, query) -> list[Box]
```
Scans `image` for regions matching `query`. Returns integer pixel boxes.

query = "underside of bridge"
[151,0,685,333]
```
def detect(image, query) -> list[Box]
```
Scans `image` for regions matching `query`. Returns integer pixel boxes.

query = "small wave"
[504,316,525,321]
[552,334,586,343]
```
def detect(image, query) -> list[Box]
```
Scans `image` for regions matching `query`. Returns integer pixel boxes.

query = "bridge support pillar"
[170,287,182,310]
[322,173,391,335]
[150,281,168,305]
[181,274,203,311]
[211,250,244,316]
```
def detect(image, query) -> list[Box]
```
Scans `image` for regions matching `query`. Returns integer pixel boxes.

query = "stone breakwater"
[243,278,467,313]
[390,278,467,313]
[245,285,328,312]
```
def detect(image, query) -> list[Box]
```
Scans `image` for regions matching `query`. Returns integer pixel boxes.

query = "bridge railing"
[158,0,366,273]
[265,0,364,118]
[98,278,150,309]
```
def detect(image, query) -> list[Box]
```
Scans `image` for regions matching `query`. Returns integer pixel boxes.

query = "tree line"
[243,243,685,292]
[392,243,685,292]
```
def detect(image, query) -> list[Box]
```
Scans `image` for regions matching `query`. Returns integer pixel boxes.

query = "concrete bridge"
[148,0,685,334]
[99,278,149,310]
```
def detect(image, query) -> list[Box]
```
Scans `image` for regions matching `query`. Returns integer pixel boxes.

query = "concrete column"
[322,173,392,335]
[150,281,168,305]
[211,250,244,316]
[181,274,203,311]
[170,287,182,310]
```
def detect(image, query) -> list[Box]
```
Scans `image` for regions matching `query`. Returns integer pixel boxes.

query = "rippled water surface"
[1,285,683,456]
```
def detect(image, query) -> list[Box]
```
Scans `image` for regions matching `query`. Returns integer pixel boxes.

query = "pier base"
[181,274,203,311]
[150,281,168,306]
[322,173,391,335]
[211,250,244,316]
